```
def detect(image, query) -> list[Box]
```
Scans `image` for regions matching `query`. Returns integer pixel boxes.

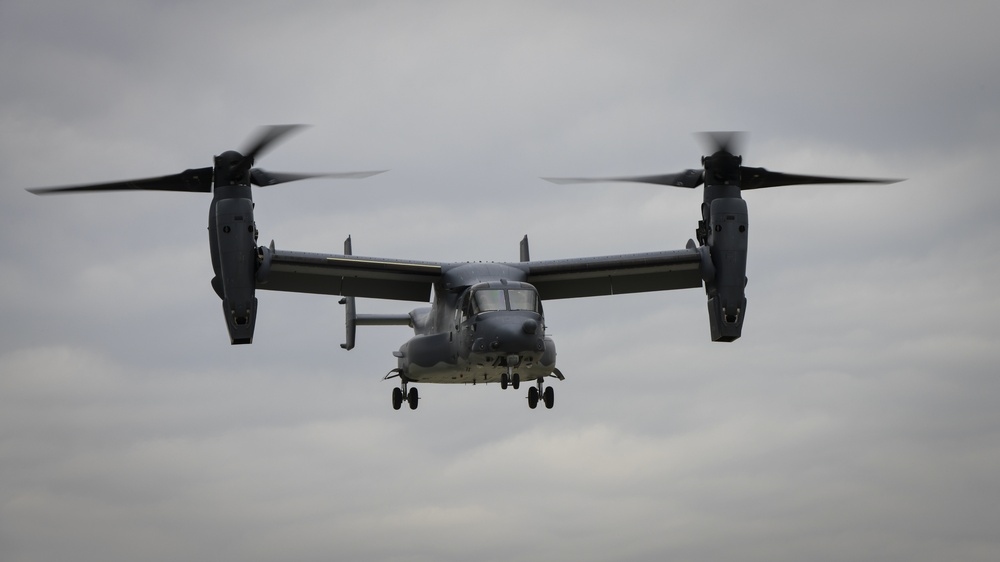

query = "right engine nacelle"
[705,197,748,342]
[212,197,258,344]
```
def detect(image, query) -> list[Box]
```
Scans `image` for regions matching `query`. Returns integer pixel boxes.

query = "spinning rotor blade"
[250,169,387,187]
[238,124,307,167]
[26,125,384,197]
[542,169,703,188]
[740,167,903,190]
[697,131,746,155]
[27,167,214,195]
[545,130,901,192]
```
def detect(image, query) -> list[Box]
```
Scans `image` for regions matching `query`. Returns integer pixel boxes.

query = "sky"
[2,1,999,561]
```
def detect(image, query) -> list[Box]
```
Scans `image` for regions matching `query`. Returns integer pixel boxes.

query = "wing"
[258,247,444,302]
[524,247,705,300]
[258,244,705,302]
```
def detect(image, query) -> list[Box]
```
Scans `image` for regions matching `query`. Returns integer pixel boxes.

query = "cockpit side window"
[458,290,472,325]
[507,289,539,312]
[473,289,507,313]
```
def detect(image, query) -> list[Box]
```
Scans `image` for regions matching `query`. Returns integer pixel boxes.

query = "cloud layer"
[2,2,999,561]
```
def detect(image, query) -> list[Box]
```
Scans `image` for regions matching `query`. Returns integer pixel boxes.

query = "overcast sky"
[2,1,999,561]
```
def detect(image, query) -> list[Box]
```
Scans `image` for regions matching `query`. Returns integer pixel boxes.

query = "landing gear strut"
[388,372,418,411]
[527,377,554,410]
[500,370,521,390]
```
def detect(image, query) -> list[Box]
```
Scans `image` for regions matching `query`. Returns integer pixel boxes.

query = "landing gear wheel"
[501,372,509,390]
[512,373,520,390]
[392,387,403,410]
[543,386,555,409]
[527,386,539,409]
[407,387,419,410]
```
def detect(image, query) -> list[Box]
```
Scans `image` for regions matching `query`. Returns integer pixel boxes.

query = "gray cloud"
[2,1,1000,561]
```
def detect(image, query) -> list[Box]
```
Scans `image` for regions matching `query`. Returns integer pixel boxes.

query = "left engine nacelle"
[213,197,258,344]
[705,197,748,342]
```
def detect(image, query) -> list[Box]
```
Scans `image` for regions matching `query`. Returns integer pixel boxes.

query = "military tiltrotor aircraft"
[28,128,899,410]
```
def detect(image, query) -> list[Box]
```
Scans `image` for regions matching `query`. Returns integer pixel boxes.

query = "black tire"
[543,386,554,409]
[512,373,520,390]
[392,387,403,410]
[501,373,509,390]
[527,386,539,409]
[407,386,419,410]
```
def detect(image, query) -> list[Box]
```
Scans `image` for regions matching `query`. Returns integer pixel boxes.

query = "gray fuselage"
[394,264,557,385]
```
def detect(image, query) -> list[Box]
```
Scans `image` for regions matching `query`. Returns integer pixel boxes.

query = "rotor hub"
[703,151,743,186]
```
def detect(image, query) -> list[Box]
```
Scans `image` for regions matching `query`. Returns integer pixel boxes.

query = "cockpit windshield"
[469,287,541,314]
[473,289,507,312]
[507,289,538,312]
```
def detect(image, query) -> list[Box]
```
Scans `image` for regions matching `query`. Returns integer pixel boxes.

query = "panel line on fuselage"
[325,256,443,272]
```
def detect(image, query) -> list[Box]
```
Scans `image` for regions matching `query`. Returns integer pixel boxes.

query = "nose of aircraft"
[481,314,543,354]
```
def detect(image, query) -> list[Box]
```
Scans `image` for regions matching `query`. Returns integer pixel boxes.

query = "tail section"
[339,236,413,350]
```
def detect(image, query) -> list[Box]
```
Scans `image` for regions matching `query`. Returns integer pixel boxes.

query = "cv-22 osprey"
[29,127,898,410]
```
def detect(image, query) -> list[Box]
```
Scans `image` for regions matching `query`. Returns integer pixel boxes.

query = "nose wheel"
[527,377,554,409]
[500,370,521,390]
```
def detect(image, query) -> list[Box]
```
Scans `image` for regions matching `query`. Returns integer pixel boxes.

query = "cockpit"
[460,282,542,319]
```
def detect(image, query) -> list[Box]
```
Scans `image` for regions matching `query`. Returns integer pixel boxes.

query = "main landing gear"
[387,369,418,410]
[527,377,554,410]
[502,369,553,409]
[391,384,419,410]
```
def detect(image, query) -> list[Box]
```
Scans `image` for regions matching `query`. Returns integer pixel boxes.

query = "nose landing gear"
[501,356,522,390]
[500,370,521,390]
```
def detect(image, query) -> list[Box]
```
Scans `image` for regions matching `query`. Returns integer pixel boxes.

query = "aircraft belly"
[399,330,558,385]
[405,349,555,385]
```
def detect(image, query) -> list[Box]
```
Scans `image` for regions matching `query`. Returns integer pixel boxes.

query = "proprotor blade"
[238,124,307,167]
[739,167,904,190]
[697,131,746,155]
[542,169,703,188]
[27,167,214,195]
[250,169,388,187]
